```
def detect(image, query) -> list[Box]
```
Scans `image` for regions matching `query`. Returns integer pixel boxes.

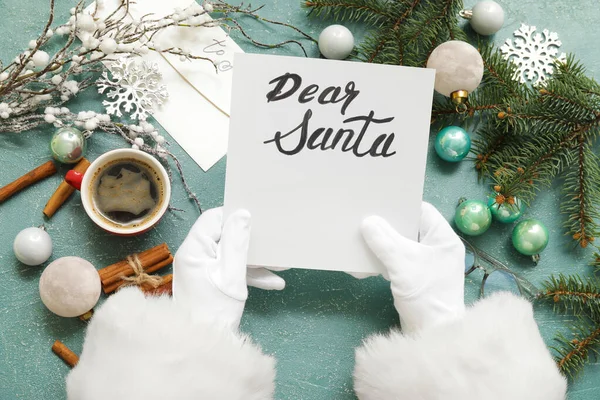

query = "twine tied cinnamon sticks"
[98,243,173,294]
[121,254,165,289]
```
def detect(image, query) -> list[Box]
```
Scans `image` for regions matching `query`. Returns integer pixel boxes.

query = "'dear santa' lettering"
[264,74,396,158]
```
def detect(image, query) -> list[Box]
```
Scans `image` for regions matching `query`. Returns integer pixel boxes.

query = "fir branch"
[470,123,514,175]
[303,0,394,25]
[479,43,526,101]
[553,321,600,378]
[591,253,600,275]
[489,128,580,204]
[561,138,600,247]
[542,274,600,377]
[492,112,600,204]
[540,274,600,320]
[363,0,421,64]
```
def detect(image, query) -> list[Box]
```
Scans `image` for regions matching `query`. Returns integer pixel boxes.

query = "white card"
[224,54,435,273]
[85,0,241,171]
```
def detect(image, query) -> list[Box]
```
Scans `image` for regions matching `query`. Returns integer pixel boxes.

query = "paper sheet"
[224,54,435,273]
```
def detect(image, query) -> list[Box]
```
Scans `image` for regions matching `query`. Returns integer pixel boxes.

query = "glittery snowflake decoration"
[97,58,168,120]
[500,24,566,86]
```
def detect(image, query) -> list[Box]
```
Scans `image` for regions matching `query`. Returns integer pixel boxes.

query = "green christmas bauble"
[512,219,549,256]
[50,127,86,164]
[454,199,492,236]
[434,126,471,162]
[487,195,523,223]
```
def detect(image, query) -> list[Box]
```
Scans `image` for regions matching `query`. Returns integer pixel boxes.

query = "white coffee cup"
[66,149,171,236]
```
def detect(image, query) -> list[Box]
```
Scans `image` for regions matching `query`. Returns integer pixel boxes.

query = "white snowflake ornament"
[500,24,566,86]
[97,58,168,120]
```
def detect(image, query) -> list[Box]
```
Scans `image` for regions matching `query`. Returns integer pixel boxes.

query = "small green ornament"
[50,127,86,164]
[434,126,471,162]
[512,219,549,257]
[488,195,523,223]
[454,199,492,236]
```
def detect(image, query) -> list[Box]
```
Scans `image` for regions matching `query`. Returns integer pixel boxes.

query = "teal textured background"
[1,0,599,398]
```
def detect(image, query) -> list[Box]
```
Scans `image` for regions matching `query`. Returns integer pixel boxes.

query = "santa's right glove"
[361,201,465,333]
[353,201,567,400]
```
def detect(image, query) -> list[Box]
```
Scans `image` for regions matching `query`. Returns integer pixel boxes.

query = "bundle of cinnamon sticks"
[98,243,173,294]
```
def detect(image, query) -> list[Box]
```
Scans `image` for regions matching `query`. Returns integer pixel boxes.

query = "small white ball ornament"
[426,41,484,106]
[318,25,354,60]
[39,257,101,317]
[13,227,53,266]
[461,1,505,36]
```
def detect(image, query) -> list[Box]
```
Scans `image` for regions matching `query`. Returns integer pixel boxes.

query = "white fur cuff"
[354,292,567,400]
[66,288,275,400]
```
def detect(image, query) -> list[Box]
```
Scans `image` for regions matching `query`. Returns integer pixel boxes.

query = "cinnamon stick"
[141,274,173,296]
[52,340,79,368]
[43,158,90,218]
[102,254,174,294]
[0,160,57,203]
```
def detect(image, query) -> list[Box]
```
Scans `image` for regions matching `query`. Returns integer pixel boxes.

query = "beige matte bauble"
[39,256,101,318]
[426,40,484,98]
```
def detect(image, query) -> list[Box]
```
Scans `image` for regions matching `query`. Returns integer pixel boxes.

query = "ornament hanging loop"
[451,90,469,114]
[459,9,473,19]
[456,103,469,114]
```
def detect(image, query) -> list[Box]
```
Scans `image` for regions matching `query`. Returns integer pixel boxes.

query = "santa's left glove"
[66,208,277,400]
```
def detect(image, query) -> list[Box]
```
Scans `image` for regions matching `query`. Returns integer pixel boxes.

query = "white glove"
[173,207,284,329]
[361,202,465,334]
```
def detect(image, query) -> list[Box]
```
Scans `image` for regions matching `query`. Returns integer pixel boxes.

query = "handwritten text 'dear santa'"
[264,73,397,158]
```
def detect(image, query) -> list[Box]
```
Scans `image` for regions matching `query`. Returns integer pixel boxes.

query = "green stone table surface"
[1,1,599,398]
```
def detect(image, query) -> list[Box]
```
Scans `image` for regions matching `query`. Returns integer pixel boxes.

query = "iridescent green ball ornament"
[454,198,492,236]
[487,195,523,223]
[50,127,86,164]
[512,219,549,259]
[434,126,471,162]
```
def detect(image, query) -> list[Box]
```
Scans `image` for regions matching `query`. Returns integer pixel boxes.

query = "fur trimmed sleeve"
[66,287,275,400]
[353,292,567,400]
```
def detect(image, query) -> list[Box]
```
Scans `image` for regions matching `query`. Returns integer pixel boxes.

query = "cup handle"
[65,170,84,191]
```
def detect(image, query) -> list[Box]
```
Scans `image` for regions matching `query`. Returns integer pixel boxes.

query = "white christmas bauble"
[470,1,505,36]
[13,227,53,266]
[39,256,101,317]
[426,40,484,97]
[318,25,354,60]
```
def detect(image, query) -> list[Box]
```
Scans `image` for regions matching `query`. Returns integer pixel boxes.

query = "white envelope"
[86,0,242,171]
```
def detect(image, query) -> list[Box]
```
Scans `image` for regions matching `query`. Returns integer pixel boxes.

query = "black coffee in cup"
[90,158,164,227]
